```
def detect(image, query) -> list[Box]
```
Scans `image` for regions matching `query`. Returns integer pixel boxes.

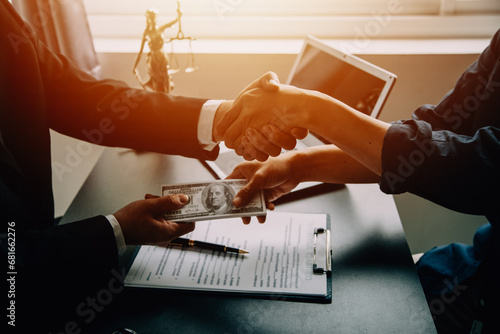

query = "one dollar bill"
[162,179,266,222]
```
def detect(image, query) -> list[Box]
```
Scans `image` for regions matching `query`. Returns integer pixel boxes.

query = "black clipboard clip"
[313,228,332,277]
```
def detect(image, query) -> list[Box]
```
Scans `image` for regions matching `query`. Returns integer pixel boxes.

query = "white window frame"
[83,0,500,40]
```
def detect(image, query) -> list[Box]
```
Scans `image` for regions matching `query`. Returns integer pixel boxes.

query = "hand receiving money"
[162,180,266,222]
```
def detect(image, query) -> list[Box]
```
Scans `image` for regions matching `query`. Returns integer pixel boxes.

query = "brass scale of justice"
[132,1,198,93]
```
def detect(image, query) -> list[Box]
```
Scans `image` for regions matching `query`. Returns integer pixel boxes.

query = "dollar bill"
[161,179,266,222]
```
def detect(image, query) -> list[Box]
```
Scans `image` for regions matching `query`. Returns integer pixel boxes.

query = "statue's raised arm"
[132,5,182,93]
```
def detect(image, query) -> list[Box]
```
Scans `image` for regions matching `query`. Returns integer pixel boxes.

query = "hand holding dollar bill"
[162,180,266,222]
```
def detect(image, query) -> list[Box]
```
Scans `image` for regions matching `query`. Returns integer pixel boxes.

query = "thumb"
[261,71,280,92]
[238,71,280,96]
[155,194,189,213]
[233,183,258,208]
[226,168,243,180]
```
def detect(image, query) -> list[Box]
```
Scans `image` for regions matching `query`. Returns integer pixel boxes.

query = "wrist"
[284,88,330,133]
[213,100,233,142]
[297,90,335,133]
[286,149,308,183]
[106,214,127,254]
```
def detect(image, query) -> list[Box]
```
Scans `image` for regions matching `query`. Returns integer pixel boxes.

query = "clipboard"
[278,217,332,304]
[124,212,333,304]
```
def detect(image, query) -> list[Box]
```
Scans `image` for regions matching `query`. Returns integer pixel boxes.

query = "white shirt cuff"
[198,99,224,151]
[105,214,127,255]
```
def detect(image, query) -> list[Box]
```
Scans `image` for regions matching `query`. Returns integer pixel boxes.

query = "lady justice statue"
[132,2,187,93]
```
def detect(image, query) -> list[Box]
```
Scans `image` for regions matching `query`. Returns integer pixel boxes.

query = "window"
[83,0,500,39]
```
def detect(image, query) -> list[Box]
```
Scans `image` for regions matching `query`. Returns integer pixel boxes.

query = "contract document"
[125,212,331,302]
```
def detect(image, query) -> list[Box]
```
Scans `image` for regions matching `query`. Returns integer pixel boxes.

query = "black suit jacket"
[0,1,218,331]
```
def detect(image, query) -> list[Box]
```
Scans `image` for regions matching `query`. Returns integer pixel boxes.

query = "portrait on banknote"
[202,182,235,215]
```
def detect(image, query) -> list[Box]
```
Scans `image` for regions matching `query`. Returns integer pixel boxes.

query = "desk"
[62,147,436,334]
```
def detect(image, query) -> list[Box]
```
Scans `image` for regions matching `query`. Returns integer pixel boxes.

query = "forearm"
[289,145,379,184]
[296,91,390,175]
[35,38,215,159]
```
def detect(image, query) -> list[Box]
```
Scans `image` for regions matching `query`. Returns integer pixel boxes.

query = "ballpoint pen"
[169,237,249,254]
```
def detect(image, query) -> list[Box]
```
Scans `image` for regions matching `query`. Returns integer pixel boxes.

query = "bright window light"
[82,0,500,39]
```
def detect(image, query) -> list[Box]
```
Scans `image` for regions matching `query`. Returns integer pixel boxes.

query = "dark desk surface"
[62,148,436,334]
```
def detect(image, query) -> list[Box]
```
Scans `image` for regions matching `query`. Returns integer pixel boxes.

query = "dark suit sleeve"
[1,213,121,330]
[15,216,118,270]
[34,23,218,160]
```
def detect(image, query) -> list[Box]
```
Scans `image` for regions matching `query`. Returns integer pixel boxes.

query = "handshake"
[116,71,355,243]
[212,71,312,162]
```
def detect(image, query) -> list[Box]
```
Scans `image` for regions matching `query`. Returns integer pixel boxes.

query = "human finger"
[226,161,252,180]
[168,221,195,235]
[217,72,279,140]
[152,221,195,245]
[257,215,267,224]
[233,177,262,207]
[242,152,254,161]
[234,144,258,162]
[291,127,309,139]
[239,71,280,96]
[242,136,269,162]
[234,142,247,156]
[153,194,189,214]
[245,128,281,157]
[261,125,297,151]
[260,71,280,91]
